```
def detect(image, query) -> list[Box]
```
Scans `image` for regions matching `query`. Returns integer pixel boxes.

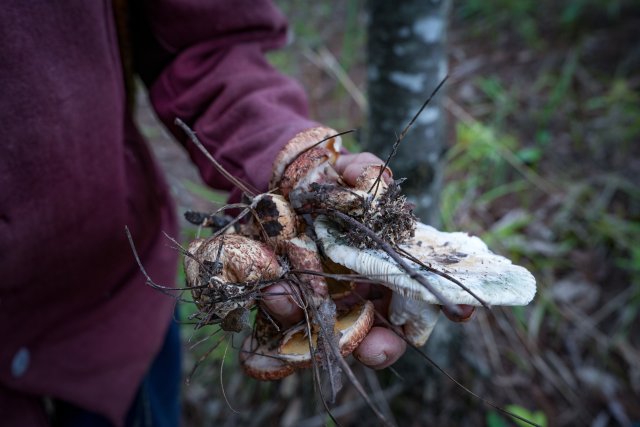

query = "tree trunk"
[365,0,450,224]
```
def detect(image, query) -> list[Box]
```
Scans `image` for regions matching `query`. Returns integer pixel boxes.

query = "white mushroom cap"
[314,216,536,306]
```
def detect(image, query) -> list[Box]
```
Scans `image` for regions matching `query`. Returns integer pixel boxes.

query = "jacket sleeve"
[135,0,320,198]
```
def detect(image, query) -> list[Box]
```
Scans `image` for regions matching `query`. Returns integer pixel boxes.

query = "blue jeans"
[53,319,182,427]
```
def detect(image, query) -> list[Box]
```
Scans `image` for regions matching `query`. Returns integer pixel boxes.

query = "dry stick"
[219,338,242,414]
[368,76,449,196]
[125,227,196,303]
[186,331,228,385]
[174,117,258,197]
[289,269,401,286]
[316,209,462,316]
[290,276,341,402]
[303,46,367,112]
[365,306,542,427]
[394,246,491,310]
[294,282,344,427]
[297,285,396,427]
[188,326,223,349]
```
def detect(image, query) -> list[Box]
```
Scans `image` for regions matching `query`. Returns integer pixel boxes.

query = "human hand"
[262,152,475,369]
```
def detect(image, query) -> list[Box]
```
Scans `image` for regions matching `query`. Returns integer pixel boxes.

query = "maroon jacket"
[0,1,317,425]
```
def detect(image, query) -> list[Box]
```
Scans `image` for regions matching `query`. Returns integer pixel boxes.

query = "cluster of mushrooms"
[183,127,537,381]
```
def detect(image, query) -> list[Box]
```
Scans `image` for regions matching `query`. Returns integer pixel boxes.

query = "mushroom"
[248,193,299,253]
[270,126,342,192]
[388,295,440,346]
[352,164,392,202]
[314,215,537,345]
[285,235,328,303]
[184,234,284,322]
[240,310,296,380]
[240,301,375,379]
[278,301,374,365]
[279,146,342,200]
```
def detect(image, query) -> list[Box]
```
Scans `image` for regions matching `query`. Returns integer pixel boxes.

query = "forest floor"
[135,1,640,426]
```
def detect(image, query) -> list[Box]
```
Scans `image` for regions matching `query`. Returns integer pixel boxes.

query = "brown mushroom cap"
[184,234,284,318]
[185,234,283,285]
[249,194,298,253]
[239,302,374,380]
[279,146,341,200]
[239,335,296,381]
[353,164,392,198]
[285,235,328,300]
[270,126,342,191]
[277,301,375,366]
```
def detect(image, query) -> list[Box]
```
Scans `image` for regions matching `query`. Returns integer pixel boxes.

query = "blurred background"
[135,1,640,426]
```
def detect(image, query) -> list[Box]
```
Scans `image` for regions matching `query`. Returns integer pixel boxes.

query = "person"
[0,1,471,426]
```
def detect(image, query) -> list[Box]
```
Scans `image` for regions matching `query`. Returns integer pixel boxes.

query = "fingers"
[353,326,406,369]
[342,283,405,369]
[334,153,392,187]
[261,282,304,328]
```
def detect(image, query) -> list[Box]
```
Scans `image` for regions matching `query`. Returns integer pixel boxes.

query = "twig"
[175,117,258,197]
[315,209,461,316]
[220,338,241,414]
[369,76,449,196]
[298,284,395,427]
[295,282,344,427]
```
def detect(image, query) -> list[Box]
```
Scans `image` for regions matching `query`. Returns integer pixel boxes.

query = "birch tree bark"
[366,0,450,224]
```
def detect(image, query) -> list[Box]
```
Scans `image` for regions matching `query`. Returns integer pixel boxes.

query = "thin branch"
[175,117,258,197]
[298,284,395,427]
[314,209,461,316]
[369,76,449,196]
[220,338,241,414]
[295,282,344,427]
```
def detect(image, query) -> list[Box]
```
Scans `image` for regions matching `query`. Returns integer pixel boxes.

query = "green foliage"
[487,405,547,427]
[442,50,640,290]
[456,0,540,47]
[455,0,635,47]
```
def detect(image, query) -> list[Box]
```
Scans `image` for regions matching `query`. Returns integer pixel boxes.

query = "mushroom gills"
[278,301,374,365]
[314,215,537,346]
